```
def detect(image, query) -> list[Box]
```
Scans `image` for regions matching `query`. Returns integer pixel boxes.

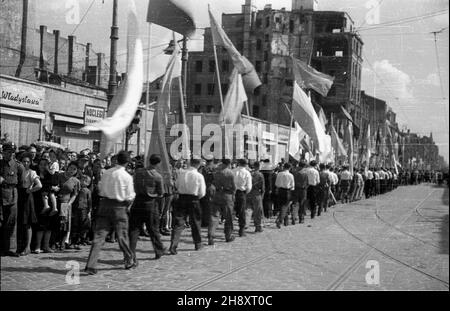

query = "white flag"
[83,1,143,155]
[292,82,328,154]
[219,69,248,125]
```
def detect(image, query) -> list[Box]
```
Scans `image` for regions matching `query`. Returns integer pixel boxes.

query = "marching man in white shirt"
[233,159,252,237]
[275,163,295,228]
[85,151,136,275]
[169,158,206,254]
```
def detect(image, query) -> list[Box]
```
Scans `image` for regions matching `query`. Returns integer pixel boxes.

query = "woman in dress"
[17,153,42,256]
[55,161,80,251]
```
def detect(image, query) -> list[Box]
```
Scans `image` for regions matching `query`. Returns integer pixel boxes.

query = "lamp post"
[107,0,119,106]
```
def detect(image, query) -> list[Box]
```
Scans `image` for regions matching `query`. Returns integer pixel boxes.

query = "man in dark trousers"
[169,159,206,254]
[200,158,215,227]
[233,159,252,237]
[208,159,236,245]
[0,143,23,257]
[85,151,135,275]
[293,160,309,224]
[260,159,274,220]
[246,161,265,233]
[129,154,166,263]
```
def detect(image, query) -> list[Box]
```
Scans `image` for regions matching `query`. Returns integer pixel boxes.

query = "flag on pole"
[291,82,328,154]
[330,123,347,157]
[83,1,143,156]
[148,32,182,186]
[301,135,312,155]
[289,122,302,160]
[208,7,261,93]
[219,69,248,125]
[291,56,334,97]
[147,0,196,38]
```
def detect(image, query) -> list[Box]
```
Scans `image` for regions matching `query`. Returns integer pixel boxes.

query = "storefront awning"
[53,114,84,125]
[0,106,45,119]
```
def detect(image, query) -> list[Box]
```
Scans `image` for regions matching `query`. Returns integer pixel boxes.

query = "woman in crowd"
[55,161,81,251]
[17,153,42,256]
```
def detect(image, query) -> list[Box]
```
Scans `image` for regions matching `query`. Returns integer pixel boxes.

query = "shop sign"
[0,82,45,111]
[66,125,89,135]
[84,106,106,126]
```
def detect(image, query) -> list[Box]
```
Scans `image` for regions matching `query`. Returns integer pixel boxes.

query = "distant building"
[187,0,363,137]
[0,0,112,152]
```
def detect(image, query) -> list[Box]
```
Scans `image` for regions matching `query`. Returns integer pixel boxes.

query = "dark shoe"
[125,260,137,270]
[6,251,20,257]
[299,219,305,224]
[238,229,246,237]
[169,247,177,255]
[255,227,263,233]
[19,249,31,256]
[155,247,168,259]
[276,222,281,229]
[84,267,97,275]
[226,236,235,243]
[208,238,214,246]
[195,243,203,251]
[160,229,171,236]
[65,243,74,250]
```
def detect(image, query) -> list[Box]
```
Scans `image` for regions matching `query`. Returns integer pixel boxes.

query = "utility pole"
[107,0,119,106]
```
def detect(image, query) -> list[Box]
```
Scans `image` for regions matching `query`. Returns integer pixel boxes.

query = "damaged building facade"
[187,0,364,145]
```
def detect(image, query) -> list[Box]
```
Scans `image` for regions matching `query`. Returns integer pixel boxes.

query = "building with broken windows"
[187,0,364,141]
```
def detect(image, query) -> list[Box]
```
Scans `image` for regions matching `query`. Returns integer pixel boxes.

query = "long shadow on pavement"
[1,266,67,275]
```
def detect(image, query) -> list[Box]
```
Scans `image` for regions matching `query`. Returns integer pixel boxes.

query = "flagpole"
[284,103,294,163]
[144,22,152,165]
[209,4,230,159]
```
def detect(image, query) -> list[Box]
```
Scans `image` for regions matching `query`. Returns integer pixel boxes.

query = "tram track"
[328,189,449,290]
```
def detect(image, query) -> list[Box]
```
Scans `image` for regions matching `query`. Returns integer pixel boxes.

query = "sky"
[35,0,449,162]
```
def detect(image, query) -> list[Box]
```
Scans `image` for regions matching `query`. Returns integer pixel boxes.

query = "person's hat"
[2,143,16,152]
[238,158,248,166]
[78,154,90,161]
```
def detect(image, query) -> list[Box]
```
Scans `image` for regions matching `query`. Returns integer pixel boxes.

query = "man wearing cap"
[0,143,24,257]
[208,159,236,244]
[129,154,166,263]
[169,159,206,254]
[275,163,295,228]
[233,159,252,237]
[85,151,135,275]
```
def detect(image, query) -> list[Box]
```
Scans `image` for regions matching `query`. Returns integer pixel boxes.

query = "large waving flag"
[292,82,328,154]
[330,123,347,157]
[83,1,143,155]
[292,57,334,97]
[219,69,248,125]
[147,0,196,38]
[148,33,182,185]
[209,8,261,93]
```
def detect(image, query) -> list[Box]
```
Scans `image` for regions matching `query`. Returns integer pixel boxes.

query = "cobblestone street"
[1,184,448,291]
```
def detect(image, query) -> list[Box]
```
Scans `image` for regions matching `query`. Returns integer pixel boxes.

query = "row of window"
[195,60,230,73]
[194,83,229,96]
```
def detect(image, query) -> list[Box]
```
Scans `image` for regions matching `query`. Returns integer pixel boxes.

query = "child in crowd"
[39,156,59,216]
[71,175,92,249]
